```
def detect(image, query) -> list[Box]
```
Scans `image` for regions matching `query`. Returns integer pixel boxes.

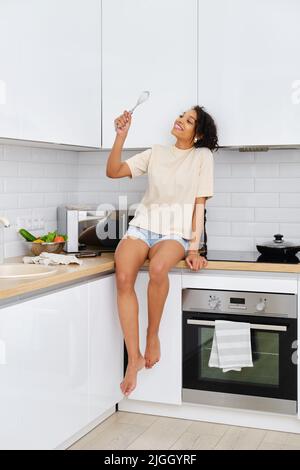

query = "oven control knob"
[256,298,266,312]
[208,295,221,310]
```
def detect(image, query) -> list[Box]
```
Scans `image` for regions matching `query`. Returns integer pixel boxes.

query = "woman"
[106,106,218,397]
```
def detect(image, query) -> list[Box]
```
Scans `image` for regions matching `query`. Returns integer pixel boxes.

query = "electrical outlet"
[17,217,45,231]
[32,218,45,230]
[33,218,45,230]
[16,217,27,230]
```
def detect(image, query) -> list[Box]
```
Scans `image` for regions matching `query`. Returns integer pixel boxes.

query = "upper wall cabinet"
[102,0,198,148]
[0,1,101,148]
[198,0,300,147]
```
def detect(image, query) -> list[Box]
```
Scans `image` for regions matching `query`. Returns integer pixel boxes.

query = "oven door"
[182,312,297,409]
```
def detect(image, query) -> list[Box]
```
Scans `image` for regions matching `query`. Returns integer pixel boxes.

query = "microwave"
[57,205,135,253]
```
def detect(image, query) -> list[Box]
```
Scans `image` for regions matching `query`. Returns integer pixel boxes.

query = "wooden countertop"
[0,252,300,302]
[0,254,115,301]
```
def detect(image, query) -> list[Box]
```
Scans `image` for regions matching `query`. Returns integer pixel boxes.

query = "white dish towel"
[208,320,253,372]
[23,252,82,266]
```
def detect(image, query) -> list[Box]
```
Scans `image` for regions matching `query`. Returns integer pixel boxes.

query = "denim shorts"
[122,225,190,252]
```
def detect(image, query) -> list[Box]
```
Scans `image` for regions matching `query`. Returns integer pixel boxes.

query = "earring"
[194,137,198,143]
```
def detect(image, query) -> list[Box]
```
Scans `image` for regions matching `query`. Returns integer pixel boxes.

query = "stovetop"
[201,250,300,264]
[79,246,300,264]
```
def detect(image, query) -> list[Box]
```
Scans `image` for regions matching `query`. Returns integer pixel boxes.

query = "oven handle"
[187,319,287,332]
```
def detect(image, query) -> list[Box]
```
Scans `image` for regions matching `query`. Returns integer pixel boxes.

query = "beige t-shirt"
[124,144,214,240]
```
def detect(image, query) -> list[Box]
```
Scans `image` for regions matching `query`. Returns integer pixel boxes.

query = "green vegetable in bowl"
[19,228,68,243]
[41,231,57,243]
[19,229,36,242]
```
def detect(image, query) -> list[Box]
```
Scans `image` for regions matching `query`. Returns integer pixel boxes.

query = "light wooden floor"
[69,411,300,450]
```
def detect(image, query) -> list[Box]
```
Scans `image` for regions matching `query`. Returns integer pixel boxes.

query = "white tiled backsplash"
[0,144,79,258]
[0,143,300,258]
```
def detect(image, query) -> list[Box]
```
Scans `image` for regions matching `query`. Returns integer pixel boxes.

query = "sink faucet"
[0,216,10,228]
[0,216,10,264]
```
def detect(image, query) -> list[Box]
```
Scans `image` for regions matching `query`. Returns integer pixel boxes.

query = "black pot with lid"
[256,233,300,260]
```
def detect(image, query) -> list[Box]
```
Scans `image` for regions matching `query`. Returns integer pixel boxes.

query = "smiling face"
[171,108,198,146]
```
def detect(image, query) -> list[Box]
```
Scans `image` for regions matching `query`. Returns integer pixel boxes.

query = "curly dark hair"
[193,105,219,151]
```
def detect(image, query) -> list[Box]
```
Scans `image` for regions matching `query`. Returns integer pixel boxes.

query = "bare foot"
[120,355,145,397]
[144,334,161,369]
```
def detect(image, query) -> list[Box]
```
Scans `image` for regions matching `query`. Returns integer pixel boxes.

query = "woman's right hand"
[114,110,132,137]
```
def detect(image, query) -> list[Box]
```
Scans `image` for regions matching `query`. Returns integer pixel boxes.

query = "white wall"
[77,148,300,252]
[1,143,300,258]
[0,144,78,258]
[208,149,300,251]
[77,150,146,207]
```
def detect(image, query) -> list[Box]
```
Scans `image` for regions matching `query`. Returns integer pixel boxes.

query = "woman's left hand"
[185,253,208,271]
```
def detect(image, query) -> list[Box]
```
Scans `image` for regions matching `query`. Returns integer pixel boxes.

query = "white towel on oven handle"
[208,320,253,372]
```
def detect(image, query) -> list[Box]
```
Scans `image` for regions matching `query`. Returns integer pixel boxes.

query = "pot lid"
[260,233,298,249]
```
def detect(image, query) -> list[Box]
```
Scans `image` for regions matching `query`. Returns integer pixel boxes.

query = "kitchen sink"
[0,264,57,279]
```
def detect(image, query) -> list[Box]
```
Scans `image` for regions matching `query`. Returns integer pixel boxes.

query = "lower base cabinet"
[88,276,123,421]
[126,271,182,405]
[0,274,123,450]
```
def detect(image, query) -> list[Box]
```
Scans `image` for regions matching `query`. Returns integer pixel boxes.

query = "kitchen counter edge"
[1,253,300,302]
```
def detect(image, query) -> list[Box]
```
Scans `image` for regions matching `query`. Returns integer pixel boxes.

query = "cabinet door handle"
[187,319,287,332]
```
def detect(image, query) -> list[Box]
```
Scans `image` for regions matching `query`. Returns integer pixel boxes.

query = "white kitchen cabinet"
[88,275,123,420]
[198,0,300,147]
[0,283,89,450]
[292,274,300,419]
[102,0,198,148]
[0,0,101,147]
[126,271,182,405]
[0,274,123,450]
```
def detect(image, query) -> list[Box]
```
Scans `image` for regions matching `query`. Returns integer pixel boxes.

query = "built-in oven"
[182,289,297,415]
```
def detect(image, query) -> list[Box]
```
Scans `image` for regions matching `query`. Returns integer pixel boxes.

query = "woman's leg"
[114,236,149,396]
[145,240,185,368]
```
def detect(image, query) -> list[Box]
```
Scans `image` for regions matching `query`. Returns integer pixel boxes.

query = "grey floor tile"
[78,422,147,450]
[170,432,199,450]
[127,416,192,450]
[215,426,266,450]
